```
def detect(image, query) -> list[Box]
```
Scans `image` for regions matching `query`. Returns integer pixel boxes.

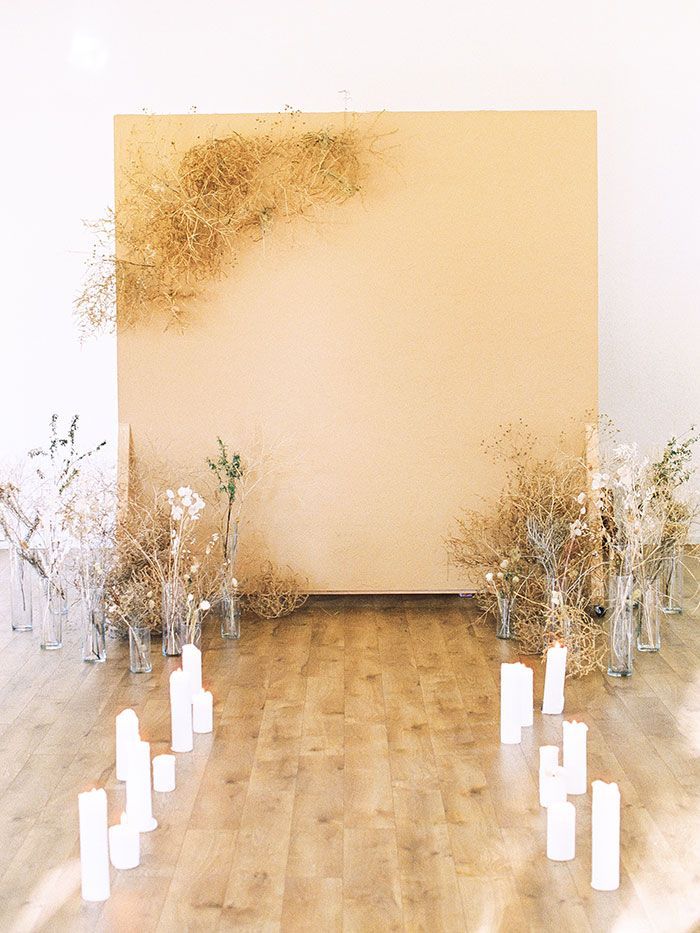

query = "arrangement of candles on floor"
[77,644,214,902]
[500,642,621,891]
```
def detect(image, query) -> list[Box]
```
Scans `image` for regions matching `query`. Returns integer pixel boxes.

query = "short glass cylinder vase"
[637,579,662,652]
[39,582,68,651]
[182,609,202,650]
[495,594,513,640]
[221,594,242,639]
[607,574,634,677]
[162,581,185,657]
[10,549,34,632]
[129,624,153,673]
[662,549,683,614]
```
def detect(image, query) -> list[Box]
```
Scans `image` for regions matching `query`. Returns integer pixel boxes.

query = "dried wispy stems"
[446,425,606,677]
[76,113,381,334]
[242,561,309,619]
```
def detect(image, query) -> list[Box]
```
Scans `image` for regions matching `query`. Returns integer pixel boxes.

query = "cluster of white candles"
[78,644,214,902]
[500,643,621,891]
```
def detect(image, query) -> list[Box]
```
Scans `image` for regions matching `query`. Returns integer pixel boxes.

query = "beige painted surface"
[116,111,598,593]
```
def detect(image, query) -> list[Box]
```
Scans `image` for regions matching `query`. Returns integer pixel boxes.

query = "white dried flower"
[496,572,504,580]
[576,492,586,504]
[485,572,494,583]
[199,600,211,611]
[499,559,509,570]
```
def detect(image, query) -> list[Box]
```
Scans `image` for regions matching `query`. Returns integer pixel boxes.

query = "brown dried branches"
[76,115,376,334]
[242,561,309,619]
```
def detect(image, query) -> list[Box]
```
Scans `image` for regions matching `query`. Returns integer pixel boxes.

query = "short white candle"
[547,801,576,861]
[519,663,533,727]
[153,754,176,792]
[192,690,213,734]
[115,709,140,782]
[542,643,567,715]
[500,663,522,744]
[78,788,110,901]
[563,720,588,795]
[540,765,567,808]
[109,812,140,869]
[125,740,158,832]
[170,669,193,753]
[182,643,202,698]
[591,780,621,890]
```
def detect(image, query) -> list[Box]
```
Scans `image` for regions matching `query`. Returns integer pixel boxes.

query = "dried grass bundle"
[243,561,309,619]
[77,115,380,333]
[447,425,606,677]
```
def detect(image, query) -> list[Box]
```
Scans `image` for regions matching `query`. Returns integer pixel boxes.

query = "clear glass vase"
[221,593,241,639]
[495,593,513,639]
[608,574,634,677]
[662,549,683,614]
[129,624,153,673]
[162,580,185,656]
[10,549,34,631]
[80,590,107,662]
[182,608,203,649]
[637,578,661,652]
[39,581,68,651]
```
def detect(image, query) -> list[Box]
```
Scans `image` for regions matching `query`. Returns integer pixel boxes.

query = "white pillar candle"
[563,720,588,795]
[115,709,140,782]
[540,765,567,808]
[547,801,576,861]
[182,643,202,698]
[500,663,522,744]
[591,780,621,890]
[78,788,110,901]
[108,812,140,869]
[192,690,213,734]
[125,740,158,833]
[153,754,176,792]
[170,668,193,752]
[542,643,567,714]
[519,663,534,727]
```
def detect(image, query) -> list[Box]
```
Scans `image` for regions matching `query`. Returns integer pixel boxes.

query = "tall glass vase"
[182,608,203,649]
[162,580,185,657]
[637,579,662,652]
[224,520,239,576]
[495,594,513,639]
[80,598,107,662]
[39,581,68,651]
[662,548,683,614]
[607,574,634,677]
[10,549,34,632]
[129,624,153,673]
[221,593,241,639]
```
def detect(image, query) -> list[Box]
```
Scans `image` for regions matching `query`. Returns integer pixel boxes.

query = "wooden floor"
[0,581,699,931]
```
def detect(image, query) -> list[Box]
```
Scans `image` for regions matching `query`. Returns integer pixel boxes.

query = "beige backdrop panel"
[115,111,598,593]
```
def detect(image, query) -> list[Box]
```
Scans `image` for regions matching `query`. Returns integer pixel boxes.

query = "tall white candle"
[563,720,588,795]
[500,663,522,744]
[78,788,110,901]
[542,643,567,714]
[115,709,140,782]
[192,690,213,734]
[547,801,576,861]
[109,812,140,869]
[519,664,533,727]
[125,740,158,832]
[591,780,621,890]
[540,765,567,808]
[153,754,176,792]
[182,643,202,698]
[170,668,193,752]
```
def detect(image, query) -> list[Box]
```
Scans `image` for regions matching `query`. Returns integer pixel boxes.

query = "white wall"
[1,1,698,482]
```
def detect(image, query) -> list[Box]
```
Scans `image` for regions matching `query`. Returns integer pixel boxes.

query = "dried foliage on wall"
[76,113,381,334]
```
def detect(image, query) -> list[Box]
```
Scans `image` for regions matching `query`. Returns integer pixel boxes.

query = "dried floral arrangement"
[76,112,383,334]
[447,421,698,677]
[242,561,309,620]
[446,425,606,676]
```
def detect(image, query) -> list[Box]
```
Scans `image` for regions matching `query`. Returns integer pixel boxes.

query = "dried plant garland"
[76,113,383,334]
